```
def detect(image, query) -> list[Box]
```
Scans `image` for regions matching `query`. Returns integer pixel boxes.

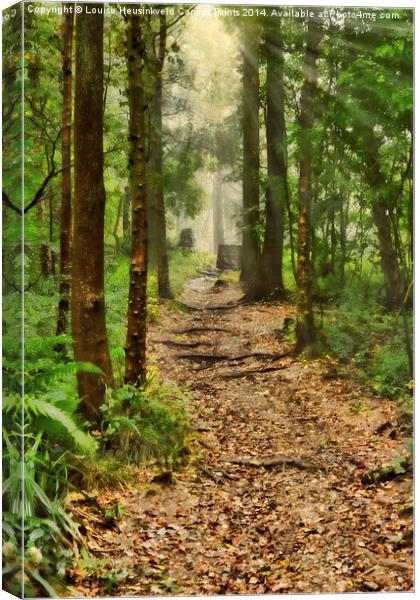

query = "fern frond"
[24,360,104,390]
[26,398,97,456]
[25,335,73,359]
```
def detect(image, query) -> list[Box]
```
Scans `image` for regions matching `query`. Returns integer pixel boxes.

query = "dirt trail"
[71,274,413,595]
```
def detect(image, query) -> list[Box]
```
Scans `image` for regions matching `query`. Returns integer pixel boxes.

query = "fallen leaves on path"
[69,274,413,596]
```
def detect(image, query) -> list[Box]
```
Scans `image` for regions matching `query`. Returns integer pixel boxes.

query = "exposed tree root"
[178,351,290,364]
[170,326,232,335]
[218,363,288,379]
[197,267,221,277]
[177,301,243,313]
[159,340,212,349]
[198,466,239,484]
[178,353,231,362]
[358,543,412,573]
[221,454,318,471]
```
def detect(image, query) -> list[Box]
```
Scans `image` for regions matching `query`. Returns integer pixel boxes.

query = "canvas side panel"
[21,2,72,597]
[2,2,24,598]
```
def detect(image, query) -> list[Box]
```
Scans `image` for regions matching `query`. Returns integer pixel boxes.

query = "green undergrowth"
[167,246,215,296]
[3,365,192,597]
[73,548,135,594]
[98,368,191,471]
[2,269,194,596]
[218,269,240,284]
[321,272,413,427]
[281,248,297,292]
[105,248,216,379]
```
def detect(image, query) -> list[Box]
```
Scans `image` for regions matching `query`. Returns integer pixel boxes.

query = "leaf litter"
[69,275,413,596]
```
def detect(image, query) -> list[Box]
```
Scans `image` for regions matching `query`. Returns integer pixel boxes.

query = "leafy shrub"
[2,343,97,596]
[100,372,190,467]
[3,511,77,598]
[2,422,83,597]
[323,304,377,362]
[370,340,410,399]
[68,456,137,492]
[324,290,412,405]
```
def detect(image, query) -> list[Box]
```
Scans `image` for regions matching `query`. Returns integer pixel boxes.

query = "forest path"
[71,272,413,595]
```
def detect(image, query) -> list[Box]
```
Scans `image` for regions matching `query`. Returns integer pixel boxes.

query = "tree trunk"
[295,18,322,354]
[258,18,287,298]
[56,6,74,340]
[72,7,114,422]
[363,128,402,310]
[371,200,402,309]
[148,14,172,299]
[146,159,158,267]
[49,193,56,276]
[240,18,261,289]
[329,203,337,275]
[152,62,172,299]
[213,173,224,254]
[122,185,131,255]
[123,186,130,233]
[113,194,123,253]
[339,190,349,289]
[124,13,148,386]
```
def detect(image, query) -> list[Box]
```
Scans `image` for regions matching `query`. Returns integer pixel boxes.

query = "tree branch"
[2,190,21,214]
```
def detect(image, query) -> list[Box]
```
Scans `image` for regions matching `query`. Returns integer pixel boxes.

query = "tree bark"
[212,173,224,254]
[153,64,172,299]
[124,13,148,386]
[240,18,261,289]
[122,185,131,255]
[112,194,123,254]
[49,193,57,276]
[72,7,114,422]
[295,18,322,354]
[148,14,172,299]
[372,200,402,309]
[123,186,131,233]
[258,18,288,298]
[339,189,349,289]
[362,128,403,310]
[146,155,157,266]
[56,6,74,339]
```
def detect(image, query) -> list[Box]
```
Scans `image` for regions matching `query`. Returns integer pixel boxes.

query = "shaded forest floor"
[69,272,413,595]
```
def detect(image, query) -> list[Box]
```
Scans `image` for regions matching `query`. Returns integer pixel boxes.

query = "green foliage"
[76,548,134,594]
[370,337,410,399]
[146,271,160,324]
[2,425,83,597]
[100,373,190,467]
[324,304,374,363]
[323,274,412,403]
[26,397,97,456]
[2,292,98,596]
[67,456,137,492]
[167,248,215,296]
[2,391,95,515]
[164,142,205,219]
[362,455,411,487]
[2,511,77,597]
